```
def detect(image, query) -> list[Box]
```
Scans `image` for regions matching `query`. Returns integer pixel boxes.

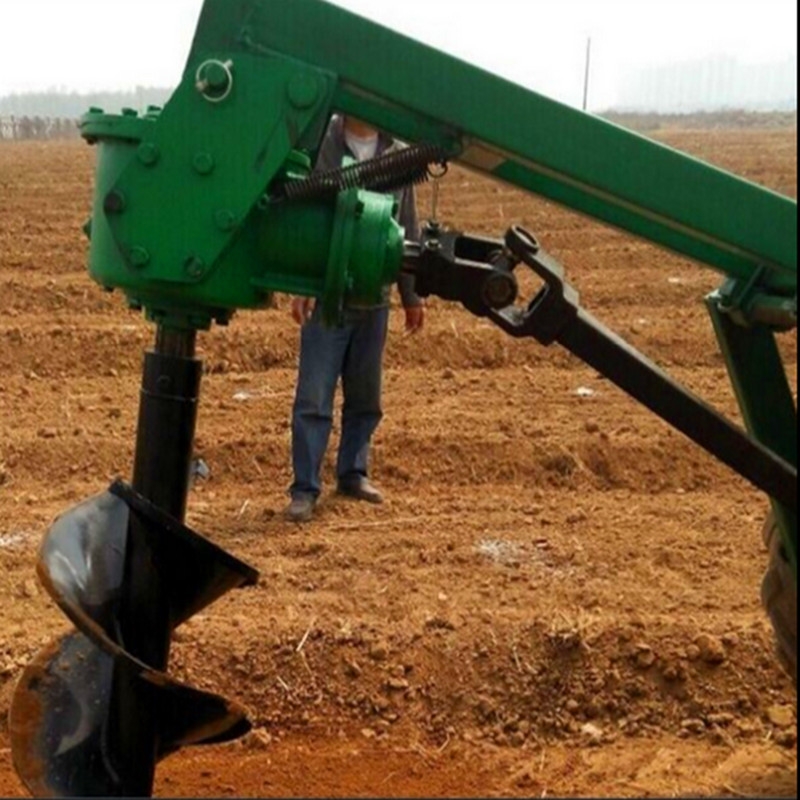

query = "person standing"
[285,115,424,523]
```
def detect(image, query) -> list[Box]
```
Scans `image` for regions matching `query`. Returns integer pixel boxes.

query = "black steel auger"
[9,329,259,797]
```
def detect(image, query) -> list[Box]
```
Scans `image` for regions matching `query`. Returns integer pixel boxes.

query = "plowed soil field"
[0,128,796,798]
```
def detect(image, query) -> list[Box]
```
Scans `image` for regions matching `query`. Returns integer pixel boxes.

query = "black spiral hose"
[278,142,449,202]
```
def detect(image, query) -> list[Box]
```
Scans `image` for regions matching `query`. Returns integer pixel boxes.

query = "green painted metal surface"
[188,0,797,292]
[93,53,337,285]
[708,295,798,579]
[81,91,402,329]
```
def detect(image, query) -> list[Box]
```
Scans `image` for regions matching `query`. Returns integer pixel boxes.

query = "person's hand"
[291,296,315,325]
[404,304,425,334]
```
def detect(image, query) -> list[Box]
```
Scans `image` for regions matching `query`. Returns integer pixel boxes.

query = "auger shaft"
[113,327,202,793]
[126,327,200,664]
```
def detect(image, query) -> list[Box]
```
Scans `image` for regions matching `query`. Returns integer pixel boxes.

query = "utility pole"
[583,36,592,112]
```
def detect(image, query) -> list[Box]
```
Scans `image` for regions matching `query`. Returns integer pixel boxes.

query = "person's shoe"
[336,478,384,504]
[285,495,316,523]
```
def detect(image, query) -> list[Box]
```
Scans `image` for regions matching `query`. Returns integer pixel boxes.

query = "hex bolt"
[137,142,160,167]
[184,256,206,279]
[129,247,151,269]
[104,191,127,214]
[192,152,215,175]
[287,73,320,109]
[214,210,237,232]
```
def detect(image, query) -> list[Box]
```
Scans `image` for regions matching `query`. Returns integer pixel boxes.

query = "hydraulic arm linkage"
[404,224,797,516]
[9,0,797,796]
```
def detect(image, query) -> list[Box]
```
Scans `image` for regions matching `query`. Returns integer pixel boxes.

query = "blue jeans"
[290,304,390,500]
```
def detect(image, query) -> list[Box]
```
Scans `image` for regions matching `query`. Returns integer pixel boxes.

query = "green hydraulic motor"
[81,101,406,330]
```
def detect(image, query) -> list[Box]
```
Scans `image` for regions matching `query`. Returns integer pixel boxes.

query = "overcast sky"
[0,0,796,109]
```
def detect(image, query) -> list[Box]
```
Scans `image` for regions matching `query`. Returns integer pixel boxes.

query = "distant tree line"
[0,116,80,140]
[0,87,173,119]
[0,88,174,142]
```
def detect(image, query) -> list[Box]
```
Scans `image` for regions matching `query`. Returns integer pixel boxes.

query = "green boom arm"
[191,0,796,292]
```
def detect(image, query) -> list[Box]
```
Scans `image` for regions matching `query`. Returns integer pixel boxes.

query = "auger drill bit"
[10,328,259,797]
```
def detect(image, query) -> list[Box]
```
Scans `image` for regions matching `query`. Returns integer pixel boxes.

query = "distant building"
[617,56,797,113]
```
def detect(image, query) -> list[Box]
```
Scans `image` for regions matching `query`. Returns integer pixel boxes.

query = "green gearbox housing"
[81,102,404,331]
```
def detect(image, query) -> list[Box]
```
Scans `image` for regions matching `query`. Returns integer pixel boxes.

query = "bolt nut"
[137,142,160,166]
[104,191,127,214]
[214,209,237,232]
[193,152,215,175]
[184,256,206,279]
[129,247,151,269]
[287,73,320,109]
[121,107,139,117]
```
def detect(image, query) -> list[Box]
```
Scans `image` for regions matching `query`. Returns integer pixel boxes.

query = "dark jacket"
[314,115,421,309]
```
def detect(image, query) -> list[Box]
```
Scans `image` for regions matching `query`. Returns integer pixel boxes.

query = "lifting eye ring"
[195,59,234,104]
